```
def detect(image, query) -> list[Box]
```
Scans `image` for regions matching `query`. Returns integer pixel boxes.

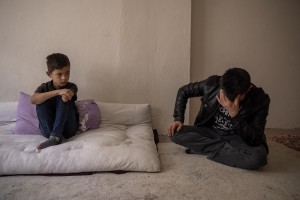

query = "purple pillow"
[76,99,100,133]
[13,92,41,135]
[13,92,100,135]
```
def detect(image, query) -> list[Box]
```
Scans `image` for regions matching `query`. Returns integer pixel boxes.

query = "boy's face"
[47,66,70,89]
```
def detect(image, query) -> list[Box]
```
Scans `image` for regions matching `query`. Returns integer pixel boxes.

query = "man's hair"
[46,53,70,73]
[220,67,251,102]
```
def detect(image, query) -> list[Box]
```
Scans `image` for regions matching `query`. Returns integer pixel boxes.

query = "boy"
[31,53,79,151]
[168,68,270,170]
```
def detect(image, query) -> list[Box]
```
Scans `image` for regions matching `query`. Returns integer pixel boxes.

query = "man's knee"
[169,132,181,144]
[169,128,190,145]
[247,148,268,169]
[209,144,268,170]
[236,146,268,170]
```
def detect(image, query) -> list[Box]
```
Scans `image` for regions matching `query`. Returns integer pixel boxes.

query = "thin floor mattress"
[0,102,160,175]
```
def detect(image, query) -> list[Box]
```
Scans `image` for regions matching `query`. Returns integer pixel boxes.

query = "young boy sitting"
[31,53,79,151]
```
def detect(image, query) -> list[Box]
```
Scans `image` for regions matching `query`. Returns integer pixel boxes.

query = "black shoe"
[185,149,193,154]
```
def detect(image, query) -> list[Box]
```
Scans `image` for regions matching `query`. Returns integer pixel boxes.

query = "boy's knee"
[36,100,49,111]
[55,96,74,109]
[55,96,67,104]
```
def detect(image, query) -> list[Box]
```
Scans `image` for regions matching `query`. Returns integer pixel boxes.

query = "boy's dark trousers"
[36,96,78,140]
[170,125,267,170]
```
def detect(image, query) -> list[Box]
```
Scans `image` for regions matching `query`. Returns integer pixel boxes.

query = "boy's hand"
[61,94,70,102]
[167,121,183,137]
[216,89,239,118]
[58,89,74,102]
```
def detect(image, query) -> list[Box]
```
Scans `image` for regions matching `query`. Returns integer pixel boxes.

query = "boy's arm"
[69,83,78,101]
[31,89,73,104]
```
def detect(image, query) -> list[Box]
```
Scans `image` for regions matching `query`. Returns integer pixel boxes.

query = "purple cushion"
[76,99,100,133]
[13,92,41,135]
[13,92,100,135]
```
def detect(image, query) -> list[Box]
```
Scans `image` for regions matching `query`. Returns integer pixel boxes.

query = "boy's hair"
[46,53,70,73]
[220,67,251,102]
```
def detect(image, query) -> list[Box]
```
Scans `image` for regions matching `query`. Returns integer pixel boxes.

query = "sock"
[37,136,60,150]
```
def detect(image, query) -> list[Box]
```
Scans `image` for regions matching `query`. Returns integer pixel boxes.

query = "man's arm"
[168,79,209,136]
[232,95,270,146]
[167,121,183,137]
[216,89,240,118]
[173,77,213,122]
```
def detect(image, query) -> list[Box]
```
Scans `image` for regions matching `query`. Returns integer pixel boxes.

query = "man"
[167,68,270,170]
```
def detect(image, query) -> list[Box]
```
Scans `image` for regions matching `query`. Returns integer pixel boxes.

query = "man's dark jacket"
[173,75,270,153]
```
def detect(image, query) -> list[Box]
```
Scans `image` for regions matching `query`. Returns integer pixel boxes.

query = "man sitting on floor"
[167,67,270,170]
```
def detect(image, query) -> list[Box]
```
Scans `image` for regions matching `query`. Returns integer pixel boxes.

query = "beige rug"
[0,140,300,200]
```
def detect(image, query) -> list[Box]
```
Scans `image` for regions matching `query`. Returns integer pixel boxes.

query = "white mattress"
[0,102,160,175]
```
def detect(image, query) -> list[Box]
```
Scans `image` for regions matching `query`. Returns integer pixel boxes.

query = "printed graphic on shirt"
[212,106,236,131]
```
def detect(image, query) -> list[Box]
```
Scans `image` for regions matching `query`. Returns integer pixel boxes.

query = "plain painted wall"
[191,0,300,129]
[0,0,191,134]
[1,0,299,134]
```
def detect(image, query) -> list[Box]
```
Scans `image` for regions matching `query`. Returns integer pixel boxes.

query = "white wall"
[0,0,191,134]
[2,0,298,132]
[191,0,300,129]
